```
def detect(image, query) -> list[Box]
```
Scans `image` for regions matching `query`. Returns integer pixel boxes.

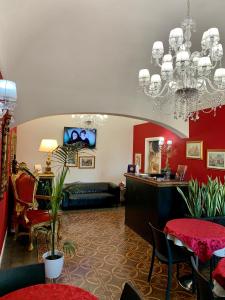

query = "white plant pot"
[42,250,64,279]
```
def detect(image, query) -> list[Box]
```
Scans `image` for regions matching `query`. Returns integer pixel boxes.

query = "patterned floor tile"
[37,207,195,300]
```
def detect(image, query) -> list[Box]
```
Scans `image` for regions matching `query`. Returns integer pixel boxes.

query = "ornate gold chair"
[11,169,52,251]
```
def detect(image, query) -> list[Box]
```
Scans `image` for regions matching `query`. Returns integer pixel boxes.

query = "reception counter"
[124,173,188,243]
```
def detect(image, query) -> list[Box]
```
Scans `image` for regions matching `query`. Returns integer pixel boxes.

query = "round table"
[1,284,99,300]
[164,218,225,262]
[212,257,225,297]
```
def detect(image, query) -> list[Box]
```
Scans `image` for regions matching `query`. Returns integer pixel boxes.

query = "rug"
[37,207,195,300]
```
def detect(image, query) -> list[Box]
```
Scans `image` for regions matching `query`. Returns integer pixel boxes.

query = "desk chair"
[148,222,191,300]
[120,282,142,300]
[0,263,45,296]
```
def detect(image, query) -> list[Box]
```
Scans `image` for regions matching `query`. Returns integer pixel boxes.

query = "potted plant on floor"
[177,177,225,225]
[42,143,85,279]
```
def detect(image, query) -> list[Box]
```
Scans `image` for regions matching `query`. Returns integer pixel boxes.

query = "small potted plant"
[42,143,85,279]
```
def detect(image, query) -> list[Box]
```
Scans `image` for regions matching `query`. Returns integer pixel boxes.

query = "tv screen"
[63,127,97,149]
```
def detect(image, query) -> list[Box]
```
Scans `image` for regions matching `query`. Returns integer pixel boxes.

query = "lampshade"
[39,139,58,153]
[139,69,150,80]
[152,41,164,59]
[0,80,17,102]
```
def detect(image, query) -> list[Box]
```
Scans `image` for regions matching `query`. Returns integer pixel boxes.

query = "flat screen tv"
[63,127,97,149]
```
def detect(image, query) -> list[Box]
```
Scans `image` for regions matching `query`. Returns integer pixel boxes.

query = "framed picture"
[0,113,11,199]
[66,152,78,167]
[186,141,203,159]
[207,150,225,170]
[134,153,142,169]
[127,164,136,173]
[34,164,42,174]
[79,156,95,169]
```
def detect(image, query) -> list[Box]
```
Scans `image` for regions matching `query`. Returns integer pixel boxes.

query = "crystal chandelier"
[0,80,17,118]
[138,0,225,121]
[72,114,108,128]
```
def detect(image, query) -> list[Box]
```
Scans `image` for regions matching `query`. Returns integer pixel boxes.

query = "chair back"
[0,263,45,296]
[12,170,38,206]
[149,222,171,259]
[191,257,214,300]
[120,282,142,300]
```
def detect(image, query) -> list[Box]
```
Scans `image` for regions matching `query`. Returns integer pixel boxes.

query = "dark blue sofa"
[61,182,120,210]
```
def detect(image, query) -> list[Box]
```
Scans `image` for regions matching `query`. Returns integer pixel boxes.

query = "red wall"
[133,105,225,183]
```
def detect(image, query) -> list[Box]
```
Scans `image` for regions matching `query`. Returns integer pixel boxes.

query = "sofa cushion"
[67,182,109,194]
[68,192,114,201]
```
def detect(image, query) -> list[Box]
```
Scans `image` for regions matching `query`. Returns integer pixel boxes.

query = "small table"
[212,257,225,297]
[1,283,99,300]
[164,218,225,262]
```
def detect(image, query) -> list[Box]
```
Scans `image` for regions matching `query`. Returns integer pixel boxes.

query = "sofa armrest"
[108,183,120,203]
[61,190,70,209]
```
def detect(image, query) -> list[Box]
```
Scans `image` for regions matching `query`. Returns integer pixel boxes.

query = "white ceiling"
[0,0,224,136]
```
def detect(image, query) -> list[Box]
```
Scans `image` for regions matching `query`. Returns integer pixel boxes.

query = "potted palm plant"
[42,143,85,279]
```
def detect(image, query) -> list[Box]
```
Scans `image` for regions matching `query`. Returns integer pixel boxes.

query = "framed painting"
[0,113,11,199]
[186,141,203,159]
[207,150,225,170]
[134,153,142,169]
[79,156,95,169]
[66,151,78,167]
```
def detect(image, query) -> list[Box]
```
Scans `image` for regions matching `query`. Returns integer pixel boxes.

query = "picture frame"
[134,153,142,169]
[207,150,225,170]
[186,141,203,159]
[34,164,42,174]
[66,152,78,167]
[79,156,95,169]
[0,113,11,199]
[127,164,136,173]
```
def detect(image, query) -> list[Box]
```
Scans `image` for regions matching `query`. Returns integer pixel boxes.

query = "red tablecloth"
[213,258,225,290]
[164,218,225,262]
[1,284,98,300]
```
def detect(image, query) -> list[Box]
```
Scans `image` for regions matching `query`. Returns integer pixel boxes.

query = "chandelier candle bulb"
[208,27,220,44]
[139,69,150,86]
[151,74,161,84]
[211,44,223,62]
[152,41,164,59]
[169,28,184,49]
[176,51,190,62]
[214,68,225,88]
[163,54,173,63]
[161,62,173,80]
[198,56,212,67]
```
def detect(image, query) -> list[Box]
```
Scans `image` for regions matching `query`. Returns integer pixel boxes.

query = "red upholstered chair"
[11,169,51,251]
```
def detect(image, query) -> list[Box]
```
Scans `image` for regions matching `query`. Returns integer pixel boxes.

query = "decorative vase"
[42,250,64,279]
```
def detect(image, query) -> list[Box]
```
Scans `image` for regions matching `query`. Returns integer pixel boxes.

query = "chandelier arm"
[152,83,171,98]
[204,77,225,92]
[155,58,162,68]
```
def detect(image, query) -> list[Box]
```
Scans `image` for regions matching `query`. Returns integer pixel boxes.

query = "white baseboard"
[0,230,7,267]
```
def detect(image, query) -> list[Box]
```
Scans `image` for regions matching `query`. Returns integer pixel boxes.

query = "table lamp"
[39,139,58,174]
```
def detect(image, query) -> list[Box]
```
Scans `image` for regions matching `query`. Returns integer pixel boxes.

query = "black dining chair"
[148,222,191,300]
[120,282,142,300]
[190,256,216,300]
[0,263,45,296]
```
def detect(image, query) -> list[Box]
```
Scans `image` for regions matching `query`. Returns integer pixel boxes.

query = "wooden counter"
[124,173,188,244]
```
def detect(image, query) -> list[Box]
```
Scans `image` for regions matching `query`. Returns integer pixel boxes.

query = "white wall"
[17,115,142,184]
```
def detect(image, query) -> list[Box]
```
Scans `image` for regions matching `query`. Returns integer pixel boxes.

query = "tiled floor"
[2,207,195,299]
